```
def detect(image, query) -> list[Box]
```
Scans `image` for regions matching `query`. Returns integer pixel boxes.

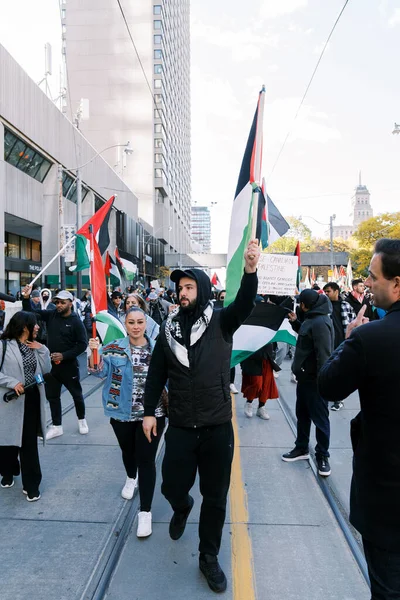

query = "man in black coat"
[345,277,375,321]
[319,238,400,599]
[22,287,88,440]
[282,289,334,476]
[143,239,260,593]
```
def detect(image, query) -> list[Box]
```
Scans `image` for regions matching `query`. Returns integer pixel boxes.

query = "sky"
[1,0,400,254]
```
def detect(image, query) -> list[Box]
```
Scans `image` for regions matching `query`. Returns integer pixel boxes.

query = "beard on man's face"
[179,296,197,312]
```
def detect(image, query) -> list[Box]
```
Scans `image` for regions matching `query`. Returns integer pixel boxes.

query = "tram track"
[277,388,370,586]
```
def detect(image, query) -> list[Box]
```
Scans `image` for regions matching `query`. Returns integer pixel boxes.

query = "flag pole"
[250,183,261,241]
[88,225,98,369]
[30,236,77,286]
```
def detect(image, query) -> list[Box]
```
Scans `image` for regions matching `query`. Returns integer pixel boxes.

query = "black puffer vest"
[160,310,232,428]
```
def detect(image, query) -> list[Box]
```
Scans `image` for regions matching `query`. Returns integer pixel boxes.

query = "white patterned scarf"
[164,301,214,368]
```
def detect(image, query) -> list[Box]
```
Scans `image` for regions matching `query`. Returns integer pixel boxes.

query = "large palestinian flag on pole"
[225,87,266,306]
[70,195,115,272]
[231,303,297,367]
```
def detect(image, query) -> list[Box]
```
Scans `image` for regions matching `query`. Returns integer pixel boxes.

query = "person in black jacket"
[319,238,400,599]
[345,278,375,321]
[143,239,260,593]
[22,287,88,440]
[282,289,334,476]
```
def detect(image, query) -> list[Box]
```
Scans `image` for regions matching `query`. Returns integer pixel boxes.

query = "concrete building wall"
[64,0,191,255]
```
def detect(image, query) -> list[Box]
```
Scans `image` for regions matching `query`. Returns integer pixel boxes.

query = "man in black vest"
[143,239,260,593]
[319,238,400,598]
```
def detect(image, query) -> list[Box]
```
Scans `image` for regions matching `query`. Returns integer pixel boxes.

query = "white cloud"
[388,8,400,26]
[191,21,280,62]
[260,0,308,20]
[264,97,341,145]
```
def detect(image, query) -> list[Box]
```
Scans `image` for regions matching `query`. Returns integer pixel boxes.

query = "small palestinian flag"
[95,311,126,346]
[211,272,223,290]
[231,302,297,367]
[105,252,122,288]
[115,248,138,282]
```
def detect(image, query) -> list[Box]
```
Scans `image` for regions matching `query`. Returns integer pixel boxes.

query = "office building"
[0,43,164,293]
[191,206,211,253]
[63,0,191,255]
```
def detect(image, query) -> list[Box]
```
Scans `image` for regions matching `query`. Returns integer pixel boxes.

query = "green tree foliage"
[353,213,400,249]
[266,216,311,254]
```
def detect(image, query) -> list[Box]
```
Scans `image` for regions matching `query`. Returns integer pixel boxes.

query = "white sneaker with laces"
[230,383,239,394]
[290,373,297,384]
[78,419,89,435]
[273,371,279,379]
[257,406,270,420]
[121,476,138,500]
[137,511,152,537]
[46,425,63,440]
[244,403,253,418]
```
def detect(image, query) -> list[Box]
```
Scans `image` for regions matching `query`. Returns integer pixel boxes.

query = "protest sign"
[257,254,298,295]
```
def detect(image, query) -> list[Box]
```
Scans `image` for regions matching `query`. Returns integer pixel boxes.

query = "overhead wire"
[267,0,351,184]
[116,0,158,108]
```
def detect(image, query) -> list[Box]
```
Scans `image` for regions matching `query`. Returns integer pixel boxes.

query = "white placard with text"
[257,253,298,296]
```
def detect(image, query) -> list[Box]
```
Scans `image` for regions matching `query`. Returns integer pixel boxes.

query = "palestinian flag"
[345,258,353,290]
[95,311,126,346]
[225,87,265,306]
[70,195,115,272]
[211,272,223,290]
[115,248,137,282]
[256,179,290,250]
[310,267,316,286]
[304,268,311,289]
[105,252,122,288]
[294,241,301,290]
[266,192,290,244]
[256,180,269,250]
[231,303,297,367]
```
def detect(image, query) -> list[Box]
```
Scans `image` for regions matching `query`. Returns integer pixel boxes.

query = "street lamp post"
[61,140,133,295]
[300,213,336,273]
[142,225,172,283]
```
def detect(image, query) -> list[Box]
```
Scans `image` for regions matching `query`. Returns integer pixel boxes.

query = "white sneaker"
[273,371,279,379]
[257,406,270,420]
[121,476,138,500]
[46,425,63,440]
[78,419,89,435]
[137,511,152,537]
[290,373,297,384]
[244,403,253,418]
[230,383,239,394]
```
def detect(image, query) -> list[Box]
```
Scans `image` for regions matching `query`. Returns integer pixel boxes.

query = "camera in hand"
[3,373,45,403]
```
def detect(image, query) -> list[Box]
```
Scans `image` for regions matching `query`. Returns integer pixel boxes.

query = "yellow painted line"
[230,394,257,600]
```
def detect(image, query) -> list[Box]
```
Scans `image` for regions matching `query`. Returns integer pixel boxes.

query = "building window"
[5,233,41,262]
[153,5,162,14]
[62,172,89,204]
[155,168,165,179]
[4,129,51,183]
[154,64,163,74]
[154,34,162,44]
[154,78,162,89]
[154,20,162,30]
[5,233,20,258]
[154,49,162,59]
[31,240,41,262]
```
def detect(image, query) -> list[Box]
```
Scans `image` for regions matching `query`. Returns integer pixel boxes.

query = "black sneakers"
[199,554,227,593]
[281,447,310,462]
[169,495,194,540]
[331,401,344,411]
[1,476,14,488]
[317,456,331,476]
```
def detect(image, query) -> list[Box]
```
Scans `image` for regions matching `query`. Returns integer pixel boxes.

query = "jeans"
[45,361,85,425]
[0,387,42,495]
[363,538,400,599]
[161,421,234,556]
[295,380,330,458]
[110,417,165,512]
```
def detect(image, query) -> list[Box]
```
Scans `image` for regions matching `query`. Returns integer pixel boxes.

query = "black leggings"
[110,417,165,512]
[0,387,42,495]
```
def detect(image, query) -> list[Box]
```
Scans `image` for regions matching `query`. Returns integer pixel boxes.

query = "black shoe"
[317,456,331,476]
[281,447,310,462]
[331,401,344,411]
[1,476,14,488]
[169,495,194,540]
[199,554,227,593]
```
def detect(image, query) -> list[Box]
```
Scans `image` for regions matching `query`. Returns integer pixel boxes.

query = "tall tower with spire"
[352,172,373,227]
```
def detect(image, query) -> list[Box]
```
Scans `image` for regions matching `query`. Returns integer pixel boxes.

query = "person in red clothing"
[241,343,279,420]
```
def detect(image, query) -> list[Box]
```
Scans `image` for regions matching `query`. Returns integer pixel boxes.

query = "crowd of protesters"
[1,238,400,597]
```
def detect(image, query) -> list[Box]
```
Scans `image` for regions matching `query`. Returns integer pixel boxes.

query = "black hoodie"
[291,294,334,382]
